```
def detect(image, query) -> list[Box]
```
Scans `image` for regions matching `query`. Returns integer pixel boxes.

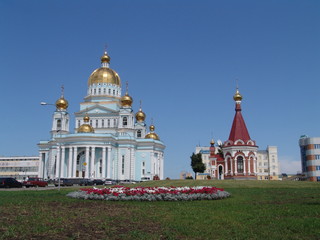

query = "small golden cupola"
[233,88,243,102]
[145,124,160,140]
[77,113,94,133]
[210,138,215,146]
[135,101,146,122]
[88,51,121,86]
[55,86,68,110]
[121,82,133,107]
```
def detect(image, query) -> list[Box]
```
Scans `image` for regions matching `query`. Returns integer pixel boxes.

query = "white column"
[234,158,238,175]
[61,146,66,178]
[160,155,164,180]
[107,147,111,178]
[224,159,228,175]
[38,152,43,178]
[102,147,106,178]
[248,158,251,175]
[243,157,246,174]
[56,147,61,178]
[72,147,77,178]
[68,147,73,178]
[85,146,90,178]
[90,147,95,179]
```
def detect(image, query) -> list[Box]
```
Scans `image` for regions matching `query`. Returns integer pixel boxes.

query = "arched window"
[108,89,111,95]
[98,88,101,95]
[107,119,110,127]
[237,156,244,173]
[113,89,115,95]
[137,130,142,138]
[123,117,128,126]
[94,89,96,95]
[102,119,104,127]
[78,120,81,128]
[103,88,106,94]
[95,120,98,128]
[57,119,61,130]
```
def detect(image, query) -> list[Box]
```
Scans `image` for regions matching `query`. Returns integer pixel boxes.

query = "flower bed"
[67,186,231,201]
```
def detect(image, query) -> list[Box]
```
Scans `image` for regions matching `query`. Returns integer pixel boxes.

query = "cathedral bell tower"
[51,89,70,138]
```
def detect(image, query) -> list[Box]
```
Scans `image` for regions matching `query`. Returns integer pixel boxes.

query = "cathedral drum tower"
[38,51,165,181]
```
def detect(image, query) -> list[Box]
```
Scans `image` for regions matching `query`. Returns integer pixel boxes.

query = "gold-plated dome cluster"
[233,88,243,102]
[88,52,121,86]
[78,114,94,133]
[145,125,160,140]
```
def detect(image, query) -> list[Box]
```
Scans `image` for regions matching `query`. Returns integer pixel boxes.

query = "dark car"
[0,177,23,188]
[54,178,74,187]
[79,178,94,186]
[92,179,104,185]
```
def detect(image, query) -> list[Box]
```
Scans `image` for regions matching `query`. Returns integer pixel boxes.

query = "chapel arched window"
[237,156,244,173]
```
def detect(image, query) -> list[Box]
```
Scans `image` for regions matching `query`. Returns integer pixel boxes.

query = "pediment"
[75,105,118,116]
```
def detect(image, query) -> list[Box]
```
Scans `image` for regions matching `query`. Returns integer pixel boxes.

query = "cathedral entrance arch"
[218,165,224,180]
[76,151,86,177]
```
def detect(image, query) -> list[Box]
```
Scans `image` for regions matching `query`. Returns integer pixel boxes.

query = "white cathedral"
[38,51,165,181]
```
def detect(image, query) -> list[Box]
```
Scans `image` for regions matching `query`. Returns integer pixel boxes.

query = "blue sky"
[1,0,319,178]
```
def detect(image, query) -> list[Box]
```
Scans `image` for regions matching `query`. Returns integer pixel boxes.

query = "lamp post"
[40,101,62,191]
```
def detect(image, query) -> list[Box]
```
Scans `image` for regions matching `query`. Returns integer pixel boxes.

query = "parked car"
[23,177,48,188]
[104,179,117,185]
[92,179,104,185]
[54,178,74,187]
[79,178,94,186]
[119,179,136,184]
[0,177,23,188]
[141,177,151,182]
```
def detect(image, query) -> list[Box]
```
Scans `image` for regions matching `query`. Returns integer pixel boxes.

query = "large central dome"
[88,52,121,86]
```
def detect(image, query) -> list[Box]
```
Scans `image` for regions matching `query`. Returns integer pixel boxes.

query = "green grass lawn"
[0,180,319,240]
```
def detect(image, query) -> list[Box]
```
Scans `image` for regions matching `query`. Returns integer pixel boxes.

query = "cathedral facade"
[38,51,165,181]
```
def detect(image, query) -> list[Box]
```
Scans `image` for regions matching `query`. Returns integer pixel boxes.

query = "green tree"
[190,153,206,179]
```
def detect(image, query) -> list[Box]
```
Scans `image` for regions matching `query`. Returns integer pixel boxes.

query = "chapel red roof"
[227,89,252,144]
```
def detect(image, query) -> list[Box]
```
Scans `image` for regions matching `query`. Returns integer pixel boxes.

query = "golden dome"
[101,52,110,63]
[78,114,94,133]
[88,52,121,86]
[233,88,243,101]
[88,68,121,86]
[145,125,160,140]
[55,97,68,110]
[210,139,215,145]
[145,132,160,140]
[78,124,94,133]
[135,109,146,122]
[121,93,133,107]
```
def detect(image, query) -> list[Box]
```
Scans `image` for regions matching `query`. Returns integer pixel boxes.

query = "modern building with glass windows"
[299,136,320,181]
[38,51,165,181]
[0,156,39,180]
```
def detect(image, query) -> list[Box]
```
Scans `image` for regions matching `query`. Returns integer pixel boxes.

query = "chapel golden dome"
[55,96,68,110]
[145,125,160,140]
[77,114,94,133]
[135,109,146,122]
[233,88,243,101]
[121,93,133,107]
[210,139,215,145]
[88,52,121,86]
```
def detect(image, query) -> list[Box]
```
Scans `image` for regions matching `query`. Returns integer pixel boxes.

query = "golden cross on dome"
[125,81,129,94]
[61,85,64,97]
[104,44,108,54]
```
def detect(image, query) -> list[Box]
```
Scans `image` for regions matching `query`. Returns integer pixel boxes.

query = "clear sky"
[1,0,319,178]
